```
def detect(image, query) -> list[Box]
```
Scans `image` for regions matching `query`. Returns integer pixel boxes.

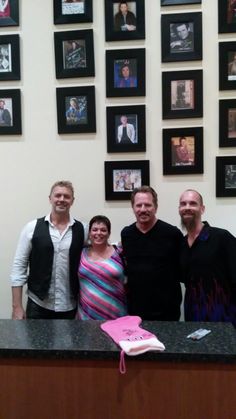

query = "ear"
[201,204,205,215]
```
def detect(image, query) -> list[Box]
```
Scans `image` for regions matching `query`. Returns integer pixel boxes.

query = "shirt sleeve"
[82,221,89,245]
[10,220,37,287]
[130,124,135,143]
[223,230,236,285]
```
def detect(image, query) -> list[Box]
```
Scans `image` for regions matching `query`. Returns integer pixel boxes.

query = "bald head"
[179,189,203,206]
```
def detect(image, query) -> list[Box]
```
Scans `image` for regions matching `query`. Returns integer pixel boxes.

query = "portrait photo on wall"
[105,0,145,41]
[0,0,19,27]
[219,99,236,147]
[216,156,236,197]
[106,105,146,153]
[54,0,93,24]
[162,70,203,119]
[105,160,150,200]
[106,49,145,97]
[161,12,202,62]
[218,0,236,33]
[161,0,201,5]
[0,89,21,135]
[162,127,203,175]
[0,34,20,81]
[56,86,96,134]
[219,42,236,90]
[54,29,94,79]
[219,41,236,90]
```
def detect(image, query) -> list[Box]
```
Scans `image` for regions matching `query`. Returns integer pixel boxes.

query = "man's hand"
[126,24,136,31]
[170,40,183,48]
[12,306,26,320]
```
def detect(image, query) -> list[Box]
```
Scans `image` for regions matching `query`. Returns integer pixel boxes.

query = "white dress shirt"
[11,214,86,312]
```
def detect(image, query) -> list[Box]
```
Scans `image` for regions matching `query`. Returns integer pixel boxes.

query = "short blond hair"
[49,181,74,198]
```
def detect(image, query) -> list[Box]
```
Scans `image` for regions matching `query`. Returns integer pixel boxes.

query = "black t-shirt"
[121,219,183,320]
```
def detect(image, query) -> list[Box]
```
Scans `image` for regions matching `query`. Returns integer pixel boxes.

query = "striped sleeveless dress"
[77,247,127,320]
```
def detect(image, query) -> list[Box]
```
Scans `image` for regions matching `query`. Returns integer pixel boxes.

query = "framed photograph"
[106,49,145,97]
[105,160,150,200]
[53,0,93,24]
[161,0,201,5]
[162,70,203,119]
[0,34,20,81]
[106,105,146,153]
[56,86,96,134]
[54,30,94,79]
[219,99,236,147]
[216,156,236,197]
[219,42,236,91]
[218,0,236,33]
[0,89,21,135]
[0,0,19,27]
[104,0,145,42]
[161,13,202,62]
[162,127,203,175]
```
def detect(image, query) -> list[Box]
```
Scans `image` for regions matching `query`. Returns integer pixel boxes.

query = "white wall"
[0,0,235,318]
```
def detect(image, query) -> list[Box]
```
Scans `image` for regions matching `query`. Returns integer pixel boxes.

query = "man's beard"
[181,214,197,231]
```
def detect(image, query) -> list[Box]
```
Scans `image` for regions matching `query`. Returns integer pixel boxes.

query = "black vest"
[28,217,84,300]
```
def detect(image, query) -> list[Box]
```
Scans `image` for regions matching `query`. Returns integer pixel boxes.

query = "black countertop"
[0,319,235,363]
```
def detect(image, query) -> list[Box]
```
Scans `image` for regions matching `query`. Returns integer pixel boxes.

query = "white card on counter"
[187,328,211,340]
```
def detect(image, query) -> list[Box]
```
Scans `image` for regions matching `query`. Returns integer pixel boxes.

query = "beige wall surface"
[0,0,235,318]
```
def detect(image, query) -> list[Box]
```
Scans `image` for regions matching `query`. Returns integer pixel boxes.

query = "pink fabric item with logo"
[101,315,165,373]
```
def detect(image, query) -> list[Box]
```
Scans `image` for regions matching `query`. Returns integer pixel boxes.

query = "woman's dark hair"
[89,215,111,234]
[120,63,131,78]
[179,136,187,145]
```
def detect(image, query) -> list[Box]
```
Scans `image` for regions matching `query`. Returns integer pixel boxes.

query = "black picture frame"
[161,12,202,62]
[219,99,236,147]
[216,156,236,197]
[106,105,146,153]
[0,89,21,135]
[218,0,236,33]
[162,70,203,119]
[53,0,93,24]
[56,86,96,134]
[104,160,150,200]
[0,34,20,81]
[219,42,236,91]
[106,49,145,97]
[104,0,145,42]
[0,0,19,27]
[163,127,203,175]
[54,30,94,79]
[161,0,201,5]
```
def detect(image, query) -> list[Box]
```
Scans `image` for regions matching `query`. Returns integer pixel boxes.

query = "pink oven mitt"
[101,315,165,373]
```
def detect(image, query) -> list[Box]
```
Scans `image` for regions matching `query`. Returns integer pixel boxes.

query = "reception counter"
[0,319,235,419]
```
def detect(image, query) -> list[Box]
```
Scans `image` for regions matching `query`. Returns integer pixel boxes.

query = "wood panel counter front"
[0,319,235,419]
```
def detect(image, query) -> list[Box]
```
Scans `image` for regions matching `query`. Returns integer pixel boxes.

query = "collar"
[45,213,75,227]
[198,221,210,241]
[185,221,210,242]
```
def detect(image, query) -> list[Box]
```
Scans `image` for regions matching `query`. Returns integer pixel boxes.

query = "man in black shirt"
[179,189,236,326]
[121,185,182,320]
[170,22,194,53]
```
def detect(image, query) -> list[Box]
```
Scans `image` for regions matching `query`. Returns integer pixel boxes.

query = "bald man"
[179,189,236,326]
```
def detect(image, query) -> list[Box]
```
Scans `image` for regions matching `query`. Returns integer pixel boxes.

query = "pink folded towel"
[101,315,165,373]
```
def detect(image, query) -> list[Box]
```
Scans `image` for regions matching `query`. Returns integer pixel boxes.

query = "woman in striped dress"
[77,215,127,320]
